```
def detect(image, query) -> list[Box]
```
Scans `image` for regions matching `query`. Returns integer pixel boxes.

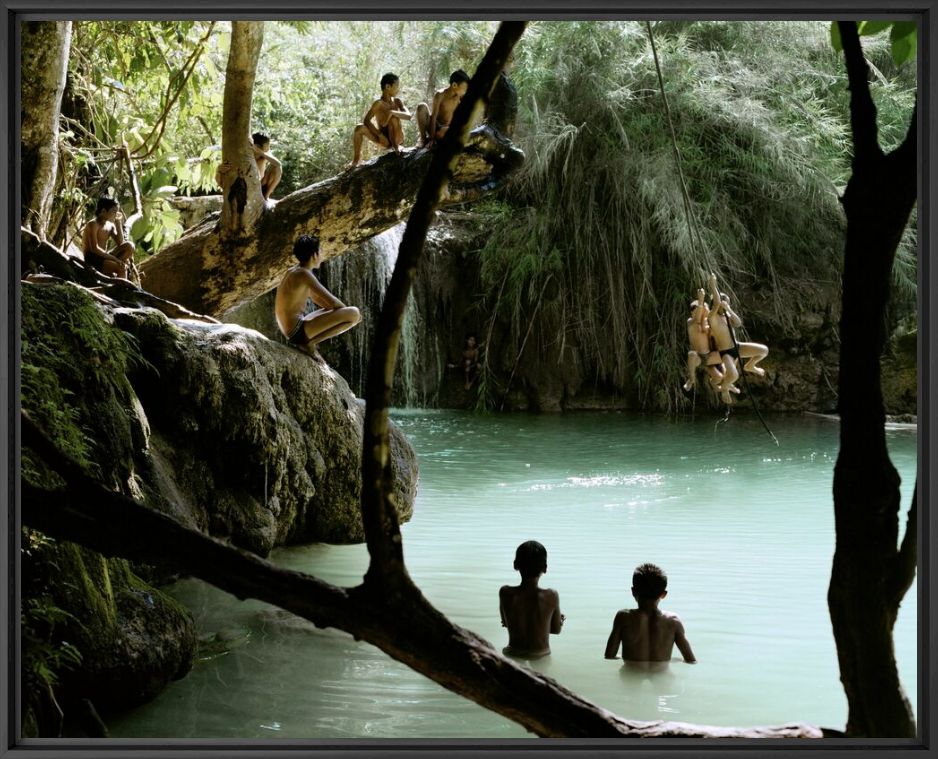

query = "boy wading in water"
[349,73,412,167]
[274,235,361,358]
[81,197,136,279]
[604,563,696,668]
[415,70,471,148]
[499,540,565,659]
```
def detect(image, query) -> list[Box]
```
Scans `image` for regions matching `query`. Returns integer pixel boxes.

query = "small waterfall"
[321,224,426,406]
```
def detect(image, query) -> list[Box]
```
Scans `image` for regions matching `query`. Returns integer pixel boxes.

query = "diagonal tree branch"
[359,21,526,590]
[21,411,824,739]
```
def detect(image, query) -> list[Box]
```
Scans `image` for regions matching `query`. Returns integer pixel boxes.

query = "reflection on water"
[109,412,918,738]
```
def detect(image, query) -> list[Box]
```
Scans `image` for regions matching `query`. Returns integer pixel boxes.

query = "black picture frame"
[2,1,935,757]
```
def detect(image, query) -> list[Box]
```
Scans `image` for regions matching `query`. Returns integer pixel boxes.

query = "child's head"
[449,69,470,96]
[293,234,321,266]
[513,540,547,579]
[632,563,668,603]
[380,72,400,94]
[252,132,271,150]
[464,333,477,348]
[95,196,119,220]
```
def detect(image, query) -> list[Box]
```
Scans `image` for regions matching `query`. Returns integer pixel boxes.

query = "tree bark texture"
[21,228,218,324]
[138,125,522,317]
[21,20,71,237]
[358,22,528,589]
[828,21,918,738]
[21,412,823,740]
[219,21,265,239]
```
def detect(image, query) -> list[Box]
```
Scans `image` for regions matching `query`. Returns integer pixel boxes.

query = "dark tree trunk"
[21,20,71,237]
[138,126,522,317]
[828,21,918,738]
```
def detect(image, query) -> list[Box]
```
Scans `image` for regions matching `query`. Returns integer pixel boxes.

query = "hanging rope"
[645,21,777,446]
[645,21,712,278]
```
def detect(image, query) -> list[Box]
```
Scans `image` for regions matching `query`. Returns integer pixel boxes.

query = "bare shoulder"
[499,584,514,598]
[541,587,560,604]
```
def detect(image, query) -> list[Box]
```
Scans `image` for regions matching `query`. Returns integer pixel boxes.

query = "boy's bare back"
[499,584,562,658]
[605,608,695,663]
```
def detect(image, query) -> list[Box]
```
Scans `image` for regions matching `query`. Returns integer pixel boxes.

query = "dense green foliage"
[21,283,143,485]
[472,21,916,410]
[44,20,916,410]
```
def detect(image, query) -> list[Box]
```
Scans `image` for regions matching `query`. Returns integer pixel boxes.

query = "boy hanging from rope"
[683,287,726,399]
[707,273,769,395]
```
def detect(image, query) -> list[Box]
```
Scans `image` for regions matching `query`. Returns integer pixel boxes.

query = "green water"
[109,411,918,738]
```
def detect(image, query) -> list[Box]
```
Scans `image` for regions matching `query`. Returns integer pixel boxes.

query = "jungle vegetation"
[19,17,920,740]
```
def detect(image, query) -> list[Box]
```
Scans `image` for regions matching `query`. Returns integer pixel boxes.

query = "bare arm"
[110,215,126,245]
[549,591,564,635]
[429,93,443,140]
[305,271,345,310]
[708,272,722,310]
[82,222,118,262]
[251,143,282,171]
[389,98,412,120]
[674,618,696,663]
[604,611,624,659]
[725,305,742,329]
[499,586,509,627]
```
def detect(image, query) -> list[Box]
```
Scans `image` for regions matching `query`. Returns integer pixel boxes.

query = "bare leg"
[262,162,282,200]
[683,350,702,391]
[738,342,768,377]
[302,306,361,345]
[388,117,404,154]
[350,124,389,167]
[415,103,430,146]
[102,258,125,278]
[718,355,740,394]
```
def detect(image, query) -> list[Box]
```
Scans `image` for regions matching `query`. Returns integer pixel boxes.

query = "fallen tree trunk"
[21,228,218,323]
[138,125,523,317]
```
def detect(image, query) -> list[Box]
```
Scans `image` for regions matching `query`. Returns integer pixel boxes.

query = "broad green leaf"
[858,20,892,36]
[830,21,843,52]
[891,32,916,66]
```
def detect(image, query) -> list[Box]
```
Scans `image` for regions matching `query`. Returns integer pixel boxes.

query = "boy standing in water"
[499,540,565,658]
[274,235,361,357]
[349,73,412,167]
[604,563,696,665]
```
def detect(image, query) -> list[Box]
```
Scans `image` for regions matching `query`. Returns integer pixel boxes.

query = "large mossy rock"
[22,282,197,735]
[113,307,417,553]
[21,281,418,734]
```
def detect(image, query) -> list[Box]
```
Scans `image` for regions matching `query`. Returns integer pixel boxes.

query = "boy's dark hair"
[252,132,270,147]
[632,563,667,600]
[513,540,547,579]
[464,333,476,346]
[380,72,399,89]
[95,197,118,216]
[450,69,470,85]
[293,234,320,264]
